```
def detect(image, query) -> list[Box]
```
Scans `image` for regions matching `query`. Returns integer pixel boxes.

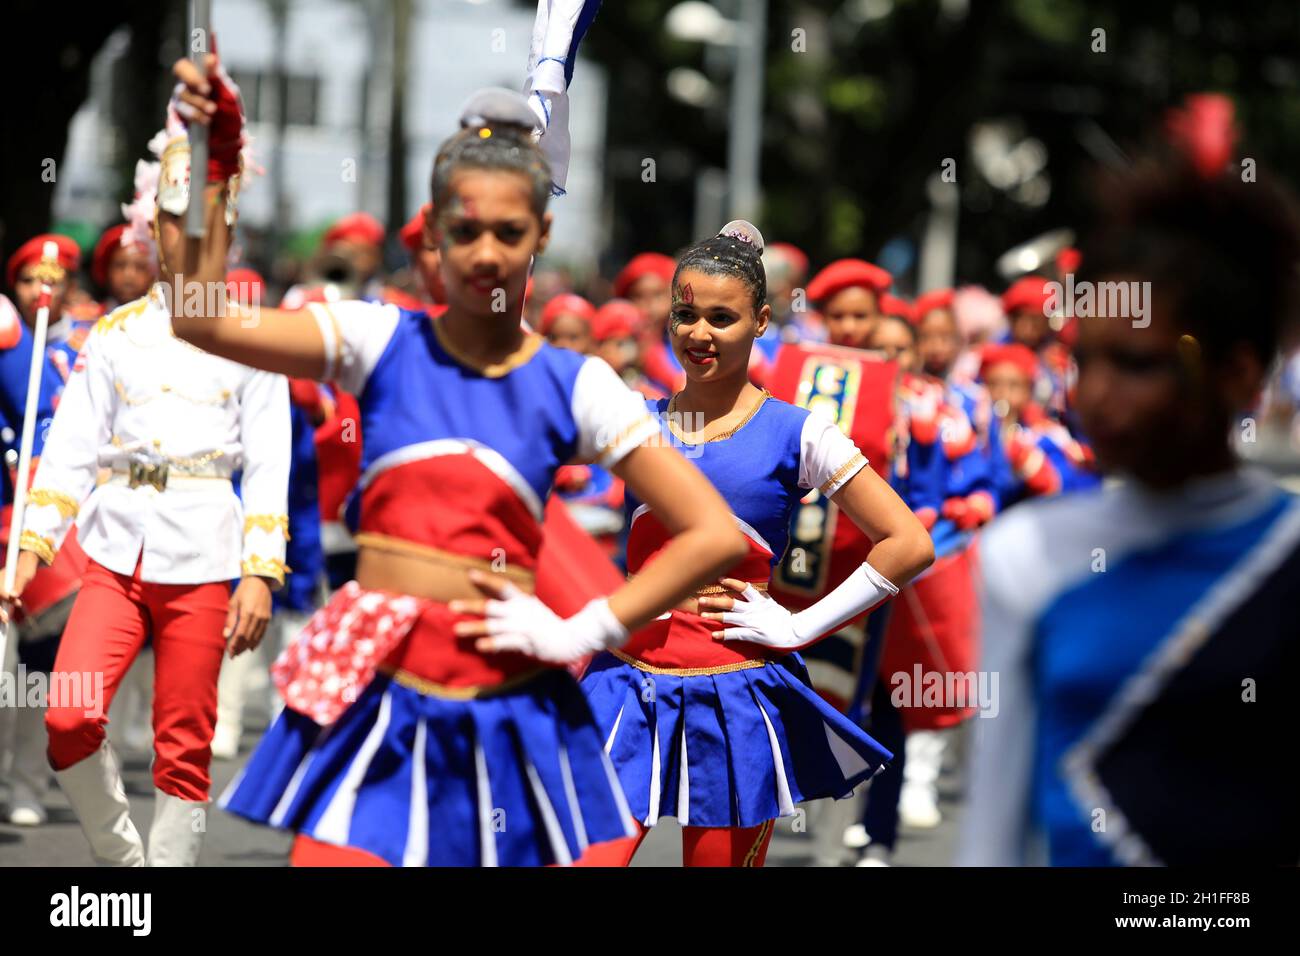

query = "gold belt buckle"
[128,461,169,491]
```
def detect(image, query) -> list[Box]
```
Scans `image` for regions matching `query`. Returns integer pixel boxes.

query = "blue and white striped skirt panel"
[581,651,893,830]
[220,668,637,866]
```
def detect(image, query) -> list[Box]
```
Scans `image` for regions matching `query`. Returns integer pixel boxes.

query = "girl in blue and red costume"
[0,289,83,828]
[914,289,1003,531]
[1000,275,1075,425]
[579,223,934,867]
[979,342,1100,508]
[164,62,749,867]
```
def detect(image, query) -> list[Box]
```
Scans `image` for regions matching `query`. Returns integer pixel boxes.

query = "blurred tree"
[0,0,172,280]
[575,0,1300,288]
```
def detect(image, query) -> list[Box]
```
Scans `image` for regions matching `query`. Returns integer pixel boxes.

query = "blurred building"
[53,0,608,271]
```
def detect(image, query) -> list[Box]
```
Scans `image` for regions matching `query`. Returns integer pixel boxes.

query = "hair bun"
[717,219,765,254]
[458,88,541,135]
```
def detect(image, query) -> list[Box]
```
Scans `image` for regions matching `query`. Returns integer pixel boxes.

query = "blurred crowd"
[3,124,1299,865]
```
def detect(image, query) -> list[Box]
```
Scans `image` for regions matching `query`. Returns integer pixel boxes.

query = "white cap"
[718,219,765,253]
[459,88,542,134]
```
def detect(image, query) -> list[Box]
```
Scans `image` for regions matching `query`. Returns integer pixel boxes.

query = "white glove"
[462,581,628,664]
[706,562,899,651]
[705,584,800,648]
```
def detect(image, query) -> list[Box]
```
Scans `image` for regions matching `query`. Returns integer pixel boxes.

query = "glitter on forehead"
[671,233,767,313]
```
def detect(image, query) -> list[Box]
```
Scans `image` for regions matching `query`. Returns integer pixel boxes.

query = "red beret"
[912,288,954,323]
[805,258,892,304]
[399,205,430,255]
[323,212,385,248]
[1001,275,1054,316]
[91,224,153,288]
[613,253,675,299]
[539,293,597,335]
[879,292,912,320]
[226,268,266,306]
[6,234,80,289]
[980,343,1039,381]
[591,298,641,342]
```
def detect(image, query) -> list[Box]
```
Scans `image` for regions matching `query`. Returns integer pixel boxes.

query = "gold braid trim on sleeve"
[244,514,291,538]
[241,556,289,586]
[27,489,79,521]
[19,531,55,566]
[600,415,658,459]
[819,452,867,496]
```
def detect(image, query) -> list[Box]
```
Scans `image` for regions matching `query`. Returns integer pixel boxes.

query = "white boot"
[899,730,945,829]
[53,741,145,866]
[855,842,893,867]
[898,781,942,829]
[146,789,207,866]
[213,646,257,760]
[6,704,50,826]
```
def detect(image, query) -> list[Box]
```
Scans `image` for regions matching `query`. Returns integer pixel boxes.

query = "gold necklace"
[667,388,771,444]
[432,315,541,378]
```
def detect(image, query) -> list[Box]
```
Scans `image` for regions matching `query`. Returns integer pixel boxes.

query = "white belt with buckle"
[107,463,231,492]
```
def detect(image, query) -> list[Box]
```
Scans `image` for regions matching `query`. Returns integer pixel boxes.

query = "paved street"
[0,692,963,867]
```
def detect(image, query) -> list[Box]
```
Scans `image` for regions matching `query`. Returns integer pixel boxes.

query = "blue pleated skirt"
[220,669,637,866]
[581,651,892,829]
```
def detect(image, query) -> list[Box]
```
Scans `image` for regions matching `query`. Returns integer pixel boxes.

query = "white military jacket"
[22,286,290,586]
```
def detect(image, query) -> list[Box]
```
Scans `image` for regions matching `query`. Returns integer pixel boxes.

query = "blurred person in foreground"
[959,95,1300,866]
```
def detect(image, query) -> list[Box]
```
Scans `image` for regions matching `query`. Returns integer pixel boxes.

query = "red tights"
[573,819,774,867]
[289,821,776,868]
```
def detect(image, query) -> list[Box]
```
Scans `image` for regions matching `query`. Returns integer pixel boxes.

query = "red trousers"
[573,820,774,867]
[45,556,230,802]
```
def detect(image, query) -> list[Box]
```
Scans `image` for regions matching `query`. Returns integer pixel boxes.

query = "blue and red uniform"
[222,301,660,866]
[581,390,892,853]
